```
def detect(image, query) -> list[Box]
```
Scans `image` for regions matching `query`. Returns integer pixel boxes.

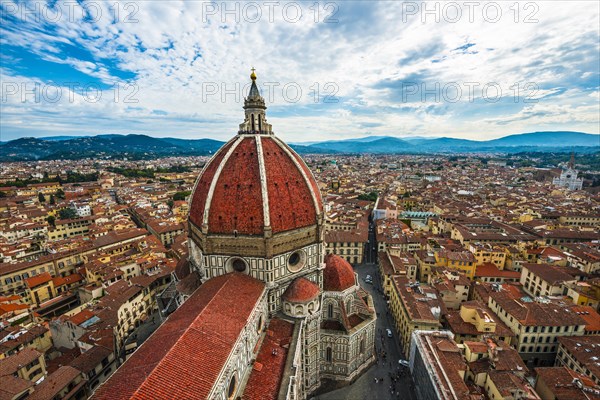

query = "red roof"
[189,135,322,235]
[570,305,600,332]
[91,273,265,400]
[0,303,29,316]
[0,295,21,302]
[323,254,356,292]
[28,365,82,400]
[67,309,95,326]
[25,272,52,288]
[242,318,295,400]
[282,277,320,303]
[52,273,83,287]
[475,263,521,279]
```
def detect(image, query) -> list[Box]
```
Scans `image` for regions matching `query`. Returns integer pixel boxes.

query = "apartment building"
[435,250,477,280]
[325,229,367,265]
[389,276,445,358]
[555,335,600,385]
[520,263,578,297]
[408,330,472,400]
[487,290,586,366]
[444,300,514,345]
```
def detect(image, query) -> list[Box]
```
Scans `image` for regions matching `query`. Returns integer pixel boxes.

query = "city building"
[555,335,600,385]
[521,263,578,297]
[408,330,472,400]
[552,154,583,191]
[389,276,445,358]
[534,366,600,399]
[487,289,587,366]
[444,300,514,344]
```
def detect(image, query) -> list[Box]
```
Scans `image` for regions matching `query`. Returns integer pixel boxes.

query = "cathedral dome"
[189,135,322,236]
[323,254,356,292]
[188,72,323,239]
[282,277,320,303]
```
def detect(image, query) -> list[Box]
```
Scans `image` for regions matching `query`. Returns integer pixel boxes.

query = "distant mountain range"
[0,131,598,161]
[298,131,599,154]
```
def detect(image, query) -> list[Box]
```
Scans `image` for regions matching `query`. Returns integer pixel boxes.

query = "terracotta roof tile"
[189,136,321,236]
[25,272,52,288]
[188,138,236,229]
[0,375,33,399]
[323,254,356,292]
[0,348,42,376]
[282,277,320,303]
[91,273,265,400]
[242,318,295,400]
[28,366,82,400]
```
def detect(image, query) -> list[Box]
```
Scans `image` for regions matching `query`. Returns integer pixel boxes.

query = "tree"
[38,192,46,203]
[357,191,378,202]
[167,199,174,209]
[173,191,192,201]
[55,188,65,199]
[49,195,56,205]
[58,208,78,220]
[46,215,56,227]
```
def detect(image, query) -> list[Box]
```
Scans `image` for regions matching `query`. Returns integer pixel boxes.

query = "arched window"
[258,115,262,131]
[360,337,365,354]
[227,375,237,399]
[327,303,333,319]
[256,315,263,333]
[251,114,255,131]
[5,278,13,284]
[326,347,332,362]
[346,300,352,314]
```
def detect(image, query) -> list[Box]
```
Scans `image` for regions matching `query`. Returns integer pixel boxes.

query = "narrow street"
[319,221,417,400]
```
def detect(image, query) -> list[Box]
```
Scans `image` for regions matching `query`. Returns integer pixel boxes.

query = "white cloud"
[1,0,598,141]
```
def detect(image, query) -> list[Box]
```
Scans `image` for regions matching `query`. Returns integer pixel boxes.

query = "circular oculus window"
[232,258,247,272]
[287,251,305,273]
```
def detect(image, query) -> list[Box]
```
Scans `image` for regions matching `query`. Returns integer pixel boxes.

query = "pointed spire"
[239,69,272,135]
[248,67,261,99]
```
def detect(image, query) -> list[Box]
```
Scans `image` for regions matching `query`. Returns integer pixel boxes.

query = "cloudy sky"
[1,0,599,142]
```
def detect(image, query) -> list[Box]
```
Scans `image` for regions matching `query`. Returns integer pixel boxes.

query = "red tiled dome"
[282,277,320,303]
[188,135,322,236]
[323,254,356,291]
